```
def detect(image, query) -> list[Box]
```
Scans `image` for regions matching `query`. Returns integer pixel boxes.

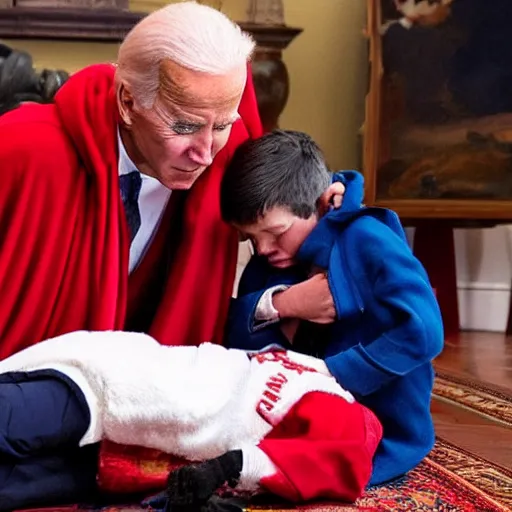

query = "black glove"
[167,450,243,506]
[142,450,244,511]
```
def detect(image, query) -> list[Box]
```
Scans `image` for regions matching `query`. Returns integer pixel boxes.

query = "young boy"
[0,329,381,512]
[221,130,444,487]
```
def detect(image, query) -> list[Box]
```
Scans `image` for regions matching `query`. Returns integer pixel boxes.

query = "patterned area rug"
[433,371,512,427]
[248,437,512,511]
[16,438,512,512]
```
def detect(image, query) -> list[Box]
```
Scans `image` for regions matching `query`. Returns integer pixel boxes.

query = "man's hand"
[273,273,336,324]
[318,181,345,216]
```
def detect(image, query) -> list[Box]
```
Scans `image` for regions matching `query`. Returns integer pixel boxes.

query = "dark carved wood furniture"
[241,23,301,131]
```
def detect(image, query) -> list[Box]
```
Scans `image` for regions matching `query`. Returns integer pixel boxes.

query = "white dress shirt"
[117,130,172,273]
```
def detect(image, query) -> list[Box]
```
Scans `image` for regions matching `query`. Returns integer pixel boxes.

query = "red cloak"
[0,63,262,358]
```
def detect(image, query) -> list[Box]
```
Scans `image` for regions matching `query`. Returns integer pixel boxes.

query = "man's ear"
[117,82,135,127]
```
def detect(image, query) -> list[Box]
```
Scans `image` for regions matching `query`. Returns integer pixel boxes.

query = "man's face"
[235,207,319,269]
[120,60,246,190]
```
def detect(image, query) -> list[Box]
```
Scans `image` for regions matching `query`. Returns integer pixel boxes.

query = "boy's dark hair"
[220,130,331,225]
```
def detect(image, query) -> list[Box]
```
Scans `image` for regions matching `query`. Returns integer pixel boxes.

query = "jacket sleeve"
[224,256,296,351]
[325,218,444,398]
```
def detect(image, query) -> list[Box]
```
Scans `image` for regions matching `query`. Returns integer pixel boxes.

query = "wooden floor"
[432,331,512,469]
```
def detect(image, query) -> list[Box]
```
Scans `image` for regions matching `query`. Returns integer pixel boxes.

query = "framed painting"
[363,0,512,221]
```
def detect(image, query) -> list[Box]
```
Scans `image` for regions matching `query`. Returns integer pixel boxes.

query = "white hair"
[116,1,255,109]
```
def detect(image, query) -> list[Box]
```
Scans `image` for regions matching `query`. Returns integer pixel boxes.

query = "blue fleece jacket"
[225,171,444,486]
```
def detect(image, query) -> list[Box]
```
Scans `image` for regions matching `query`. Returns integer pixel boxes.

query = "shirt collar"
[117,128,140,177]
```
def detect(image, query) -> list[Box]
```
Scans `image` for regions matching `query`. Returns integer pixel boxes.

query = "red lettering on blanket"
[267,372,287,393]
[253,351,317,375]
[263,390,280,403]
[256,372,290,423]
[257,398,274,416]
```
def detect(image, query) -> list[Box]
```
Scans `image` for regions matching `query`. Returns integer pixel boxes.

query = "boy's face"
[234,206,318,269]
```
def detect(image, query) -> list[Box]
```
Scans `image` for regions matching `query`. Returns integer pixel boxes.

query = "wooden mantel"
[0,7,145,41]
[0,7,301,44]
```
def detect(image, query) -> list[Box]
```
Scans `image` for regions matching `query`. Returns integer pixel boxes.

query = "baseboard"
[457,282,511,332]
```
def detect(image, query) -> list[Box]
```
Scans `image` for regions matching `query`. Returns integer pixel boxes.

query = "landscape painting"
[376,0,512,200]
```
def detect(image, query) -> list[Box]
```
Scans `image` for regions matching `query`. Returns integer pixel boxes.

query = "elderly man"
[0,1,261,358]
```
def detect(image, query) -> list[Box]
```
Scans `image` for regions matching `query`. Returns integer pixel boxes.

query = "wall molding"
[457,281,511,332]
[457,281,510,291]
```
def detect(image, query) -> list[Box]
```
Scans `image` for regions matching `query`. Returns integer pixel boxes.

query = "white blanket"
[0,330,353,461]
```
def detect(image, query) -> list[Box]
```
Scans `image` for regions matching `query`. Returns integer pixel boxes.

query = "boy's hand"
[318,181,345,215]
[273,273,336,324]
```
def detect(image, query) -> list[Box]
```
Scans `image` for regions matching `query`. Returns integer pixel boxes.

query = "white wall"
[454,226,512,332]
[406,226,512,332]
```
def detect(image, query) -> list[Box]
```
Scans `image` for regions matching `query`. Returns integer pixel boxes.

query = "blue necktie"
[119,171,142,243]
